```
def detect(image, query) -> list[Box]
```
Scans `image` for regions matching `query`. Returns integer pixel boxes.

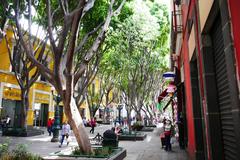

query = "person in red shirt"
[47,118,53,136]
[164,119,174,151]
[89,117,96,134]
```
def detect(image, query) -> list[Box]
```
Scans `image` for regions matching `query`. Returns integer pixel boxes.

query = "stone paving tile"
[0,125,188,160]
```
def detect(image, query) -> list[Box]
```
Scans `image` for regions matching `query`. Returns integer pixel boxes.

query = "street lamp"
[174,0,181,6]
[117,104,123,125]
[51,88,62,142]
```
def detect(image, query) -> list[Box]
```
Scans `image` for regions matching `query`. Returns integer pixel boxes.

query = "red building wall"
[228,0,240,80]
[179,1,199,158]
[175,0,240,159]
[182,33,196,159]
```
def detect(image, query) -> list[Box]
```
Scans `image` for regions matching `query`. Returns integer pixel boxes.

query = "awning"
[163,72,175,81]
[158,89,167,103]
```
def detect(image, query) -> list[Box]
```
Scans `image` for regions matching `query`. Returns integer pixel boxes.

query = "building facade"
[0,29,110,128]
[0,29,68,127]
[171,0,240,160]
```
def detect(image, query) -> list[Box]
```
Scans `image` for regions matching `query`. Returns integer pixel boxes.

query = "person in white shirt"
[6,115,11,125]
[82,117,87,127]
[59,121,71,147]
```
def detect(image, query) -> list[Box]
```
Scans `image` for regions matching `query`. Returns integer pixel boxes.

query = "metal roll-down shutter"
[211,14,238,160]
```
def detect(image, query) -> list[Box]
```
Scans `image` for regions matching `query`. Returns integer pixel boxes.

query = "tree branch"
[84,0,126,62]
[74,21,104,54]
[47,0,57,53]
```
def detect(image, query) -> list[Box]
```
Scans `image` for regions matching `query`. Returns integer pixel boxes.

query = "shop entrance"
[1,99,15,127]
[34,103,49,127]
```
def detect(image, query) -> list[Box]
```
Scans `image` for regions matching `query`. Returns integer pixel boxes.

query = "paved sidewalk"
[0,125,188,160]
[120,128,188,160]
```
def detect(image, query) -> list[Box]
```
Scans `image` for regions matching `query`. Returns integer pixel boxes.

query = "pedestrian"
[2,115,11,127]
[115,124,122,136]
[164,119,173,151]
[51,118,55,134]
[47,118,53,136]
[59,121,71,148]
[160,132,165,149]
[89,117,96,134]
[82,117,87,127]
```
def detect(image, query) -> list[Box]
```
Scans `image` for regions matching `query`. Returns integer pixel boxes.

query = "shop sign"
[3,87,21,100]
[35,92,50,104]
[34,83,51,92]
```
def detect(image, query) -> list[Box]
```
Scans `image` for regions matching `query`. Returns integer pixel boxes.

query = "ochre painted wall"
[0,28,101,127]
[0,29,55,126]
[0,30,13,71]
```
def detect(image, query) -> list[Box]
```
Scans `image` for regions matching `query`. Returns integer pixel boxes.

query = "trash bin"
[102,129,118,148]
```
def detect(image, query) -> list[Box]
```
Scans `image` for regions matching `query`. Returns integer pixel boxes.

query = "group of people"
[47,118,71,148]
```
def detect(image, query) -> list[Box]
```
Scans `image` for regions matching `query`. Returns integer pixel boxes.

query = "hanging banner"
[157,103,162,110]
[163,72,175,81]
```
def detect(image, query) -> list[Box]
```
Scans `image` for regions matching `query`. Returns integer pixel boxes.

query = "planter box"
[118,132,147,141]
[145,125,156,128]
[43,147,126,160]
[2,127,44,137]
[140,127,154,132]
[100,122,111,125]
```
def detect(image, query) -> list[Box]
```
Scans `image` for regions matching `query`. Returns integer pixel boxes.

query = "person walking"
[4,115,11,127]
[89,117,96,134]
[47,118,53,136]
[83,117,87,127]
[59,121,71,148]
[164,119,173,151]
[160,118,167,149]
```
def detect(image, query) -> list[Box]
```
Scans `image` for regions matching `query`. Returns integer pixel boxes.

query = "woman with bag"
[160,132,165,149]
[164,119,173,151]
[59,121,71,148]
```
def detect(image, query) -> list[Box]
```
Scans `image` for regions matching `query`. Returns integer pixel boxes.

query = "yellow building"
[0,28,110,127]
[0,29,67,127]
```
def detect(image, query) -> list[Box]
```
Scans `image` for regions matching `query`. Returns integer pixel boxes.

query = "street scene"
[0,0,240,160]
[0,124,187,160]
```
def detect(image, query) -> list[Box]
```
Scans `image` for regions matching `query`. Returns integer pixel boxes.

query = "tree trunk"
[149,112,154,125]
[63,96,92,153]
[126,109,132,132]
[136,111,142,121]
[103,108,108,123]
[20,89,28,130]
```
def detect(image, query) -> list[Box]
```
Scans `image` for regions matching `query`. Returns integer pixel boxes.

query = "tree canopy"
[98,0,170,122]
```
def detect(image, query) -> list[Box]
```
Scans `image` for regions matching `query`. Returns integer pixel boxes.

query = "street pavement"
[0,124,188,160]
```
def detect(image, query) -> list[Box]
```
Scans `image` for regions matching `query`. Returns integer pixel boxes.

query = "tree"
[9,0,126,153]
[102,0,169,127]
[73,2,132,118]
